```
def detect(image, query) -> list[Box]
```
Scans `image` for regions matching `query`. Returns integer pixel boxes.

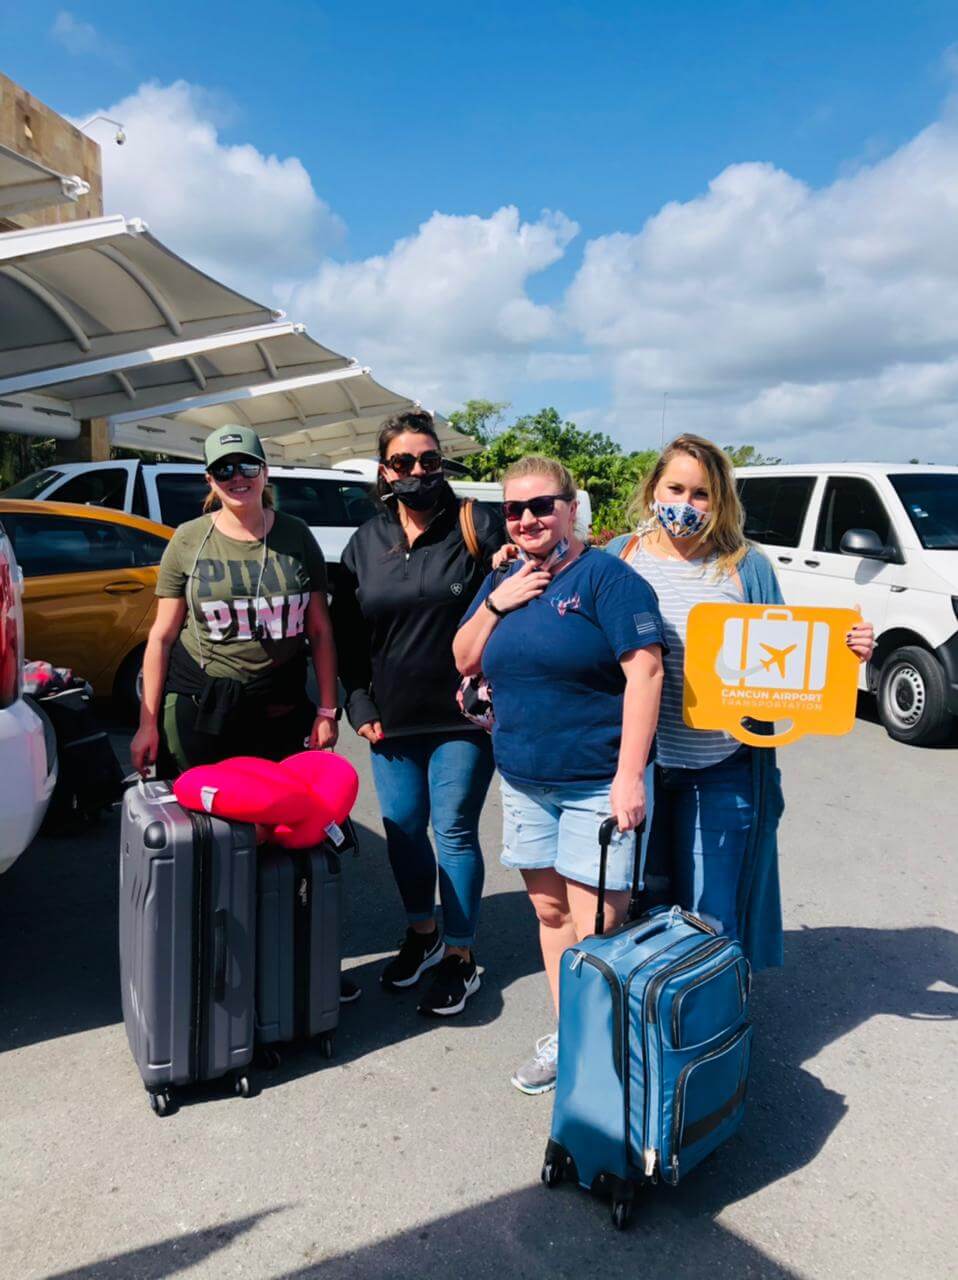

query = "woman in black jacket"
[332,410,505,1017]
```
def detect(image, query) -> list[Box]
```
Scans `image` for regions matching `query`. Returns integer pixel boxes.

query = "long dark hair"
[375,409,443,502]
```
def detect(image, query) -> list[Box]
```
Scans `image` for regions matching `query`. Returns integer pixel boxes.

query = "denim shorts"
[500,775,636,890]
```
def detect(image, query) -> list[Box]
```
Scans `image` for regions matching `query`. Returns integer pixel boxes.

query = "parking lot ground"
[1,704,955,1280]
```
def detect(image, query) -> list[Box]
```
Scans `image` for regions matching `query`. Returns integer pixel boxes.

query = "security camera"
[115,128,126,146]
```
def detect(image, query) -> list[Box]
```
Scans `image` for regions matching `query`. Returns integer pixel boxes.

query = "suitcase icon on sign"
[716,607,830,691]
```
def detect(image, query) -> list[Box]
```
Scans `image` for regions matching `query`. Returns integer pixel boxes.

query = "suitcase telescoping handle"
[595,815,647,937]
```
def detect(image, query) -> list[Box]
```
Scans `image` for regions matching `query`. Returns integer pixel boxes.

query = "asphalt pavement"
[1,700,955,1279]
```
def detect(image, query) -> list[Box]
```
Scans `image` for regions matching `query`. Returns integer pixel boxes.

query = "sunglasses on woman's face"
[209,459,264,482]
[384,450,443,477]
[502,495,567,521]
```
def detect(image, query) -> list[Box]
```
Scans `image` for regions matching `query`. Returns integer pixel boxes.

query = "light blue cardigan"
[605,534,785,970]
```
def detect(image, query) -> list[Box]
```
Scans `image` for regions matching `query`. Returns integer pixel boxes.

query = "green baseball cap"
[203,425,267,469]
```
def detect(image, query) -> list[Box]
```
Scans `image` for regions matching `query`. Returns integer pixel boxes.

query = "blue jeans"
[645,746,754,937]
[370,731,495,949]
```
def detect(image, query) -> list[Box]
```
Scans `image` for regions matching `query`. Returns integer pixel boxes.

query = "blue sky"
[4,2,958,460]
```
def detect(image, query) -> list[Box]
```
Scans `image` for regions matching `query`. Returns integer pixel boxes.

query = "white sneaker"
[511,1033,559,1095]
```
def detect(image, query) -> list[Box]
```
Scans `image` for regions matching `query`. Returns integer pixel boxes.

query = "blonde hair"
[629,434,747,579]
[501,454,576,499]
[202,480,274,514]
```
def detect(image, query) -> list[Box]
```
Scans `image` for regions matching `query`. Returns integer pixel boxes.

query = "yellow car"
[0,499,172,717]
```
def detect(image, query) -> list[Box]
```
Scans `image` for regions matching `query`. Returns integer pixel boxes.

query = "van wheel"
[877,646,952,746]
[113,647,145,725]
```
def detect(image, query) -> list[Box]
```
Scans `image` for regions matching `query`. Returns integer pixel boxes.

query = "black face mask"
[388,471,445,511]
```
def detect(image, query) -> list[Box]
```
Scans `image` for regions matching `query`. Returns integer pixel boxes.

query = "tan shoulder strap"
[619,533,640,562]
[459,498,482,562]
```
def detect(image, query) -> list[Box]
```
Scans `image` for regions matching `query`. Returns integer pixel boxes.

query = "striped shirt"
[628,542,744,769]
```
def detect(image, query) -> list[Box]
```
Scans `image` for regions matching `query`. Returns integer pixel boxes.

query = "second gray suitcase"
[256,842,342,1060]
[119,780,257,1115]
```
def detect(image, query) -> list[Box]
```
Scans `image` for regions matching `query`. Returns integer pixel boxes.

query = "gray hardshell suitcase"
[255,841,342,1061]
[119,780,257,1115]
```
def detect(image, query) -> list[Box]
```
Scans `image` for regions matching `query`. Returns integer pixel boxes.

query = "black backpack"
[29,682,124,833]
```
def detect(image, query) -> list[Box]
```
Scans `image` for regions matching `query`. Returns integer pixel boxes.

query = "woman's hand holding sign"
[846,606,875,663]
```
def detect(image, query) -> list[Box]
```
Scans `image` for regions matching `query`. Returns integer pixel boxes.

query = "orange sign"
[683,603,861,747]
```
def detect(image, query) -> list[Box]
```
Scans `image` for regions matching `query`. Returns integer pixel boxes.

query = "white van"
[736,463,958,745]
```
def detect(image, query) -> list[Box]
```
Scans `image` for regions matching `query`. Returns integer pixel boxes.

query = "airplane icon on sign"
[759,643,798,677]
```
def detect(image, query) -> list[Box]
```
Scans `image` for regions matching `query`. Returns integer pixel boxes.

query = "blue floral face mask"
[653,500,709,539]
[519,536,570,572]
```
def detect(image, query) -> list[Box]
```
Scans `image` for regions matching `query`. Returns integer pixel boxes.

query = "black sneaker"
[381,927,443,990]
[417,954,480,1017]
[339,977,362,1004]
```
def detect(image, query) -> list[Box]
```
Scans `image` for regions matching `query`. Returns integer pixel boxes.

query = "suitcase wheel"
[234,1074,251,1099]
[318,1033,335,1060]
[610,1197,633,1231]
[259,1047,282,1071]
[541,1158,563,1188]
[148,1089,172,1118]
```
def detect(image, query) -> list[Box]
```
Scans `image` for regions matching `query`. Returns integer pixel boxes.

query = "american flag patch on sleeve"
[634,612,659,641]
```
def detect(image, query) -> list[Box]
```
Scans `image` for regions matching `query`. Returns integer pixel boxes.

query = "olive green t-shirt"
[156,511,327,681]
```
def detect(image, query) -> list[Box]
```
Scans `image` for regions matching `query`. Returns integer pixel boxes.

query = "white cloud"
[565,114,958,461]
[82,81,344,297]
[52,11,127,65]
[73,76,958,460]
[283,206,579,408]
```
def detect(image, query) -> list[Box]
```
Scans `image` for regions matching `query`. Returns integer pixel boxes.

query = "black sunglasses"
[502,494,568,521]
[384,450,443,477]
[209,459,264,482]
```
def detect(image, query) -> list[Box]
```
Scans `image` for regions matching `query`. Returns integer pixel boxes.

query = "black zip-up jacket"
[331,487,506,737]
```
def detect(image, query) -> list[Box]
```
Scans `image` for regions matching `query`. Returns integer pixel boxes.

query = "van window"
[889,473,958,550]
[270,478,378,527]
[51,468,129,510]
[155,473,211,527]
[1,469,63,500]
[737,476,815,547]
[815,478,892,553]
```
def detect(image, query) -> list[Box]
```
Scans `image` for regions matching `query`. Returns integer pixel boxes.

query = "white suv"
[737,463,958,746]
[0,519,57,873]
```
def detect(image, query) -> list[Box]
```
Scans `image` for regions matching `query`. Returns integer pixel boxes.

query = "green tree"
[723,443,782,467]
[447,399,510,445]
[460,405,658,534]
[452,400,785,536]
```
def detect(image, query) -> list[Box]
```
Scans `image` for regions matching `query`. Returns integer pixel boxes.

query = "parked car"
[0,500,173,719]
[0,516,57,873]
[1,459,379,592]
[737,463,958,745]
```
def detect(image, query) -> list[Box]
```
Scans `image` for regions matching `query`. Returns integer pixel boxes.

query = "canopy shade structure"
[0,321,351,418]
[0,143,91,218]
[0,214,278,380]
[109,365,480,466]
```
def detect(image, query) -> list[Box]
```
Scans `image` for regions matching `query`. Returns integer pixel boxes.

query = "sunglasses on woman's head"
[209,460,264,482]
[502,495,567,521]
[384,450,443,477]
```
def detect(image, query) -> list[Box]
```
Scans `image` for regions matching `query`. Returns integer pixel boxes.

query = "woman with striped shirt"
[607,435,874,969]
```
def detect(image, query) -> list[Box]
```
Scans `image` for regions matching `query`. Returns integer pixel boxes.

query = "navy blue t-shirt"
[460,548,665,787]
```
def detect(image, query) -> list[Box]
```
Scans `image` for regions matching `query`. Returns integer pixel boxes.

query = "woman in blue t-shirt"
[454,455,665,1095]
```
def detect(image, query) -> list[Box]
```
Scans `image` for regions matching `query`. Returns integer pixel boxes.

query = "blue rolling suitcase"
[544,818,752,1229]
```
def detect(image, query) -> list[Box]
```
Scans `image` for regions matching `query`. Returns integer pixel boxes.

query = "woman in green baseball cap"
[130,425,340,777]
